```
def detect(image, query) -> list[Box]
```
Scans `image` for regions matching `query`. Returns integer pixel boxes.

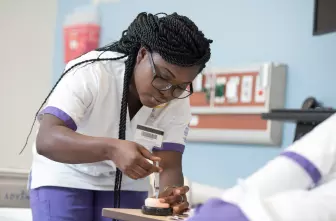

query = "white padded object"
[144,198,170,208]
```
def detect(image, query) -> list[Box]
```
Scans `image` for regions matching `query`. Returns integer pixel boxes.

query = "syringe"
[154,161,160,199]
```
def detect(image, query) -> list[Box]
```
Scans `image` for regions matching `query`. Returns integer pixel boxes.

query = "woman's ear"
[136,47,147,65]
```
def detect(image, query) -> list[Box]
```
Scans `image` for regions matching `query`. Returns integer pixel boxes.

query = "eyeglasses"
[148,53,193,99]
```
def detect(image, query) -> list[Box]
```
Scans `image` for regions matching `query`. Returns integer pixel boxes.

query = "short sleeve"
[279,113,336,186]
[218,113,336,202]
[38,61,99,130]
[153,98,192,154]
[187,114,336,221]
[188,179,336,221]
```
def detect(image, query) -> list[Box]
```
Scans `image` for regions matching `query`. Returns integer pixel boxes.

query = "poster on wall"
[187,63,287,146]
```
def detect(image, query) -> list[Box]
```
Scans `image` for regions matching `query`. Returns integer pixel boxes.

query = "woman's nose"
[160,89,173,100]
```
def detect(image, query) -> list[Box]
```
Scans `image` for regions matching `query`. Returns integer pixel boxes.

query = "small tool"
[141,161,173,216]
[154,161,160,199]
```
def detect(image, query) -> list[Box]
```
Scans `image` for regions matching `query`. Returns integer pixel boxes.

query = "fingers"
[127,158,162,179]
[159,186,189,203]
[159,193,188,205]
[137,158,162,174]
[137,147,162,173]
[160,186,190,199]
[158,188,174,198]
[137,145,161,162]
[173,186,190,195]
[124,169,140,180]
[123,144,163,179]
[126,164,157,180]
[157,187,190,215]
[159,195,179,204]
[172,201,189,215]
[132,165,148,179]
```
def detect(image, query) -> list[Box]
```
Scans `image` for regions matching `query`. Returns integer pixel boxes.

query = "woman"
[27,12,212,221]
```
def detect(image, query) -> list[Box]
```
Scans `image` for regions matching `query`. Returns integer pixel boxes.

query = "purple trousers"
[30,186,147,221]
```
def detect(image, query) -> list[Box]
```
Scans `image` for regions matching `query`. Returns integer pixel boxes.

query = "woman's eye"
[177,83,188,89]
[159,73,170,80]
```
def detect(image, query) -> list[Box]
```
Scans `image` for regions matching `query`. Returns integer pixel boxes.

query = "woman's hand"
[108,139,162,180]
[158,186,190,215]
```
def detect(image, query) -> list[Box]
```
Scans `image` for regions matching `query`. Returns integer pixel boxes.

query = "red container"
[63,6,100,63]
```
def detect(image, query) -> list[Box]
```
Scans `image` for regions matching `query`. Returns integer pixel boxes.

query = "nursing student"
[27,12,212,221]
[188,113,336,221]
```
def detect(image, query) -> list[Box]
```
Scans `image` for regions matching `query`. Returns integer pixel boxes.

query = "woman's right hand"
[108,139,162,180]
[36,114,161,180]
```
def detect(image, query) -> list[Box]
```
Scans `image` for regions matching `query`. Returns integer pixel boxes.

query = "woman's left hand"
[158,186,190,215]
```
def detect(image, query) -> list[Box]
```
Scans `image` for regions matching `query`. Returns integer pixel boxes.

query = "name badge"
[134,124,164,148]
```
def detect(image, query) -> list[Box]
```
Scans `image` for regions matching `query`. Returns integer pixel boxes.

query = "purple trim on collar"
[281,151,322,185]
[152,142,185,153]
[39,106,77,131]
[188,198,250,221]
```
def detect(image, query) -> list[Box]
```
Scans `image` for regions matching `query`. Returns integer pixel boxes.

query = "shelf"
[261,108,336,123]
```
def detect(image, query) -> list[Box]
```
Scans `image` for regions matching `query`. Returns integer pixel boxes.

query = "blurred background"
[0,0,335,219]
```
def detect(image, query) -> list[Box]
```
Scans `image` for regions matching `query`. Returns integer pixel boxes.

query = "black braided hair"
[22,12,212,215]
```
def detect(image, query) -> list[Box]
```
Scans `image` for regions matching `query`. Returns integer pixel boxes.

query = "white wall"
[0,0,57,171]
[0,0,57,208]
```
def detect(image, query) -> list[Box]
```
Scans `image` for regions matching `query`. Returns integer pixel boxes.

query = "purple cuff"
[39,106,77,131]
[152,142,185,153]
[188,198,250,221]
[280,151,322,185]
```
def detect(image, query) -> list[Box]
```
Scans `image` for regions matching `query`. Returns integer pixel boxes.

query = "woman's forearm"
[36,125,117,164]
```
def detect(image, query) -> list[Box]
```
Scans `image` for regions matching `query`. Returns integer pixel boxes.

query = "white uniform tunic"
[188,113,336,221]
[30,51,191,191]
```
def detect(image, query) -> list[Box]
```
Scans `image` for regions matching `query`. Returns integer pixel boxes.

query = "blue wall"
[54,0,336,188]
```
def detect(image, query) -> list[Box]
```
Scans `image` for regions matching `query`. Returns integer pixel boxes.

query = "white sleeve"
[188,179,336,221]
[222,113,336,201]
[280,113,336,185]
[259,179,336,221]
[153,98,192,153]
[38,61,99,130]
[187,114,336,221]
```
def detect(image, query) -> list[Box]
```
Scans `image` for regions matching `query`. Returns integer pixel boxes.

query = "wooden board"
[189,114,267,130]
[102,208,188,221]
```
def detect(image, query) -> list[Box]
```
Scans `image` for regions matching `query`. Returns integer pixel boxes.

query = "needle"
[154,161,160,199]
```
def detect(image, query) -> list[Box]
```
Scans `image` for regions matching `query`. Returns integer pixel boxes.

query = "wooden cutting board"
[102,208,188,221]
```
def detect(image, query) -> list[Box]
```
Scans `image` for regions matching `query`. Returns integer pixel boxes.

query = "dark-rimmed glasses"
[148,53,193,99]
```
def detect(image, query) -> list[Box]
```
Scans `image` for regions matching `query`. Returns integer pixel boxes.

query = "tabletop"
[102,208,189,221]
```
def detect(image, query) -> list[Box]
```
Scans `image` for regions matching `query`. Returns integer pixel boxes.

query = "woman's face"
[133,47,200,108]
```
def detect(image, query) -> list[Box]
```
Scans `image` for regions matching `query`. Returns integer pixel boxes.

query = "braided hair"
[22,12,212,212]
